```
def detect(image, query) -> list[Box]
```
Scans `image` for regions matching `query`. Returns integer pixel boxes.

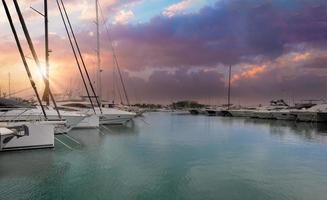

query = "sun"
[33,64,49,84]
[36,65,47,79]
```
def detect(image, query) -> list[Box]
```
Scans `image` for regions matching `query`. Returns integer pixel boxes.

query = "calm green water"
[1,112,327,200]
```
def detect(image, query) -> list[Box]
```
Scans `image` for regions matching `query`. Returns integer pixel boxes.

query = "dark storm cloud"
[109,0,327,70]
[43,0,327,104]
[231,66,327,104]
[102,68,227,103]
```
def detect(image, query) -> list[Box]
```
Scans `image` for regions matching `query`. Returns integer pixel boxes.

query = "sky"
[0,0,327,105]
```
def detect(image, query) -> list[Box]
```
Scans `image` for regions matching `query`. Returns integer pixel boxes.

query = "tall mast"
[42,0,50,105]
[96,0,102,104]
[2,0,48,118]
[57,0,102,114]
[8,72,11,98]
[13,0,61,119]
[227,65,232,110]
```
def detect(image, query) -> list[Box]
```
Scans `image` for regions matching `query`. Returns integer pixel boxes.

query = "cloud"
[163,0,197,17]
[100,68,227,104]
[2,0,327,103]
[109,0,327,71]
[113,10,135,24]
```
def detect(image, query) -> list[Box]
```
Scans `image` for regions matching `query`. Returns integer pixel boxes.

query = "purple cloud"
[107,0,327,70]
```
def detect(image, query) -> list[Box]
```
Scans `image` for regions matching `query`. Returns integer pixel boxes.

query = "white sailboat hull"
[0,108,86,132]
[75,115,99,128]
[100,115,133,125]
[57,102,136,126]
[0,124,54,151]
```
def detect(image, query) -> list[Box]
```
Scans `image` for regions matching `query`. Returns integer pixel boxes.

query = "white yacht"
[270,109,296,121]
[252,109,275,119]
[58,101,136,125]
[291,104,327,122]
[228,108,256,118]
[251,100,289,119]
[0,122,54,151]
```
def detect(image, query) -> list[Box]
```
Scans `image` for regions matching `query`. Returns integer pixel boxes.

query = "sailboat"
[0,0,89,132]
[1,0,58,150]
[205,65,233,117]
[55,0,136,126]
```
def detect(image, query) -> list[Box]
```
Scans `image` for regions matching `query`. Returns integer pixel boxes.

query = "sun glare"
[35,65,47,80]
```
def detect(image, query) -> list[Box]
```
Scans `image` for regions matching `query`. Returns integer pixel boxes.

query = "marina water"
[1,112,327,200]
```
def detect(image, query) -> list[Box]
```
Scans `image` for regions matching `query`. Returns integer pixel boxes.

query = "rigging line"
[59,0,103,114]
[112,58,116,103]
[56,0,96,114]
[2,0,47,119]
[98,1,130,106]
[115,66,124,105]
[9,87,31,96]
[113,64,122,104]
[12,0,62,119]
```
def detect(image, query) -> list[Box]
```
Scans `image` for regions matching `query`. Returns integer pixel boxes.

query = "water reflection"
[67,128,105,148]
[1,113,327,200]
[0,149,55,178]
[102,120,140,136]
[243,118,327,142]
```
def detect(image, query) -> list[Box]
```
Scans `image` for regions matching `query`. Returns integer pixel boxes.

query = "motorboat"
[291,104,327,122]
[270,109,297,121]
[252,100,289,119]
[228,109,256,118]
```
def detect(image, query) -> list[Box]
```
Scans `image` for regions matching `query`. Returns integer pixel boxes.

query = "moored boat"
[58,100,136,126]
[291,104,327,122]
[271,109,297,121]
[0,123,55,151]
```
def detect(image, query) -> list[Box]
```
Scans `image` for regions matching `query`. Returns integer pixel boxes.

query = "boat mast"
[96,0,102,105]
[98,1,130,105]
[227,65,232,110]
[2,0,47,118]
[12,0,62,119]
[57,0,102,114]
[8,72,11,98]
[42,0,50,106]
